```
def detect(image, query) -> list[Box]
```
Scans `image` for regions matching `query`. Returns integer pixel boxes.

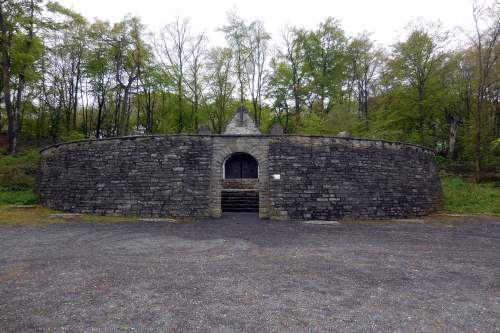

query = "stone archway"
[209,137,271,218]
[221,152,259,213]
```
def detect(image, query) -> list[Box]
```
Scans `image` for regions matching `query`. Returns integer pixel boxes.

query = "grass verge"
[0,206,141,226]
[441,175,500,216]
[0,206,64,225]
[0,190,38,205]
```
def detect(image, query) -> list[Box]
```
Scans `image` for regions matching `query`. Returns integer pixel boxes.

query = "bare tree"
[245,20,270,126]
[220,12,248,106]
[466,1,499,180]
[186,32,207,130]
[205,47,234,133]
[348,33,384,129]
[155,17,192,133]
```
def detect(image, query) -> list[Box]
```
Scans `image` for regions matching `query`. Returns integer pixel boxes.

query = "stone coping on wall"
[39,134,436,155]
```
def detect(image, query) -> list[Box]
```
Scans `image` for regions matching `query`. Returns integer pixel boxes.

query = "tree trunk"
[119,86,132,136]
[418,86,425,146]
[177,78,183,133]
[96,94,105,139]
[0,3,16,154]
[113,91,121,136]
[72,59,81,130]
[447,113,459,159]
[474,89,482,182]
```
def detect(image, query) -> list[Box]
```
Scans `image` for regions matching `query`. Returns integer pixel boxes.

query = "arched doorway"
[224,152,258,179]
[222,152,259,213]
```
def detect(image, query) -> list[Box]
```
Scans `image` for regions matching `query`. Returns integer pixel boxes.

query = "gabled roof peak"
[223,106,261,135]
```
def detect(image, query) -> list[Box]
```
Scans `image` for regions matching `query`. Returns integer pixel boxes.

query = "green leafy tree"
[302,17,349,114]
[388,21,448,146]
[85,20,113,138]
[0,0,43,154]
[111,16,149,136]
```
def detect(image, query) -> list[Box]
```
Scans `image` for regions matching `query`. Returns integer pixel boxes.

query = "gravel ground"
[0,213,499,332]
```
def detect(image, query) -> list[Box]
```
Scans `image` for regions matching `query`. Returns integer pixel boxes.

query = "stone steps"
[221,190,259,212]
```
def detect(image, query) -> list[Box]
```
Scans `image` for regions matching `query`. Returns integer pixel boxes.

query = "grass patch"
[0,149,40,191]
[441,175,500,216]
[0,206,64,226]
[0,149,40,205]
[0,205,141,226]
[0,190,38,205]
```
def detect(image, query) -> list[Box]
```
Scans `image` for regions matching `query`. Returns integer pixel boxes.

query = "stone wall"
[36,135,442,219]
[267,136,442,220]
[36,136,212,217]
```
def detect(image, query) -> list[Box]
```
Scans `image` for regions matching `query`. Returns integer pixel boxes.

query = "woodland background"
[0,0,499,183]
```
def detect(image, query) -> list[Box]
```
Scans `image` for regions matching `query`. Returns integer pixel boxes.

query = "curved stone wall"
[36,136,213,217]
[267,136,442,220]
[36,135,442,219]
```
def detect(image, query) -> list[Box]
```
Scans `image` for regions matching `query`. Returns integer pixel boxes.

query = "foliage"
[0,1,498,177]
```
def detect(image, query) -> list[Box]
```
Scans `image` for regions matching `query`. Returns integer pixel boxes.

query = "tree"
[220,12,248,106]
[467,1,499,179]
[245,20,270,126]
[271,26,307,118]
[267,59,293,132]
[185,33,207,131]
[86,20,113,138]
[46,1,88,133]
[111,16,148,136]
[302,17,349,114]
[0,0,42,154]
[348,33,383,128]
[439,50,474,159]
[156,17,191,133]
[389,21,448,146]
[205,47,233,133]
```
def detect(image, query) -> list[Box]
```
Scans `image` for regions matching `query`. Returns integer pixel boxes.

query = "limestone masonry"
[36,109,442,220]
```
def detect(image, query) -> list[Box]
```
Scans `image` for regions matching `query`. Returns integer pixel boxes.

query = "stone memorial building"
[36,107,442,220]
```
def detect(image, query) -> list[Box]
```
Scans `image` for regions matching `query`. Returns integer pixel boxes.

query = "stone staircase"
[221,190,259,212]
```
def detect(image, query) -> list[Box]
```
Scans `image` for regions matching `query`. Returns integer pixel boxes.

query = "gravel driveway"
[1,214,499,332]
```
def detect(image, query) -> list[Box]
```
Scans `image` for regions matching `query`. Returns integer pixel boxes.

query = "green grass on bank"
[0,149,39,191]
[0,149,40,206]
[0,190,38,205]
[441,175,500,216]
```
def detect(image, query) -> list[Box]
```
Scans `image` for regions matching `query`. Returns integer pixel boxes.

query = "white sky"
[60,0,478,47]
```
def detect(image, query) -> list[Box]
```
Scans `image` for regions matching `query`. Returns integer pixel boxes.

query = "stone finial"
[269,123,284,135]
[197,124,212,135]
[337,131,351,138]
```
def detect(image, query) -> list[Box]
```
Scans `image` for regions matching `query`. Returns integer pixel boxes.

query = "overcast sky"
[60,0,478,47]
